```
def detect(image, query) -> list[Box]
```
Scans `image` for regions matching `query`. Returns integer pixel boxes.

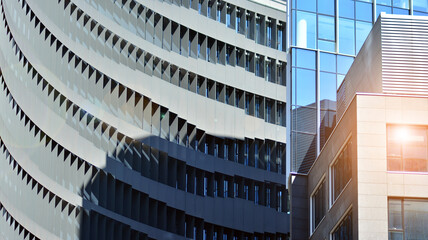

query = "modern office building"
[291,13,428,239]
[288,0,428,173]
[0,0,289,239]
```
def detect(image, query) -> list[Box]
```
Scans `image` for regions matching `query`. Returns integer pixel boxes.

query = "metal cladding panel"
[381,15,428,95]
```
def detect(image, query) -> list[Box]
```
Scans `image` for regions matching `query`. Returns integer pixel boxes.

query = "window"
[294,11,316,49]
[388,198,428,239]
[311,179,326,232]
[236,11,240,33]
[266,145,271,171]
[339,18,355,55]
[204,176,208,196]
[224,180,228,197]
[244,140,249,165]
[266,101,272,123]
[255,97,261,118]
[255,185,259,205]
[332,210,353,240]
[256,16,261,44]
[277,190,282,212]
[277,146,283,173]
[414,0,428,14]
[217,4,221,22]
[266,60,272,82]
[255,142,259,168]
[331,139,352,202]
[277,25,283,51]
[255,55,261,77]
[234,142,238,162]
[387,125,428,172]
[266,19,272,47]
[356,21,372,54]
[226,5,231,27]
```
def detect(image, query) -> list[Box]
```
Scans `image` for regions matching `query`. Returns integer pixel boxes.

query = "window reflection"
[393,0,409,9]
[293,48,316,69]
[318,0,335,15]
[320,52,336,73]
[377,5,392,18]
[339,0,355,18]
[356,1,372,22]
[320,72,337,102]
[318,15,335,41]
[388,199,428,240]
[295,68,316,106]
[356,21,372,53]
[296,11,317,48]
[378,0,392,6]
[296,0,317,12]
[414,0,428,12]
[387,125,428,172]
[339,18,355,55]
[337,55,354,75]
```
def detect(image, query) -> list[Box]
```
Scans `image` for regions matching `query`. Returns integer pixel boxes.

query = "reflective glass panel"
[404,200,428,239]
[356,1,373,22]
[318,40,336,52]
[296,0,316,12]
[392,8,409,14]
[293,48,316,69]
[318,0,335,15]
[295,107,317,132]
[414,0,428,12]
[402,127,427,172]
[320,110,336,148]
[393,0,409,8]
[320,72,337,102]
[387,126,403,171]
[339,18,355,55]
[295,68,316,106]
[356,21,372,53]
[295,11,317,48]
[414,11,428,16]
[337,74,345,88]
[320,52,336,73]
[337,55,354,74]
[318,15,335,41]
[377,5,392,19]
[389,232,404,240]
[339,0,355,18]
[388,199,403,230]
[378,0,392,5]
[292,132,317,172]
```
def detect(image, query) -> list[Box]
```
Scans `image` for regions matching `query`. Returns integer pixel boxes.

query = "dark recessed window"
[331,139,352,202]
[311,179,326,232]
[332,210,353,240]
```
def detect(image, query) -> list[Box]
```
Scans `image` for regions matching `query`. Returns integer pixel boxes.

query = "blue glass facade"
[290,0,427,172]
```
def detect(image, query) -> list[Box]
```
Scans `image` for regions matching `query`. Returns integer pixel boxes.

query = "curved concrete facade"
[0,0,288,239]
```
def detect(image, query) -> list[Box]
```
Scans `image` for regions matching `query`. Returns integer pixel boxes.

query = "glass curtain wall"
[289,0,423,173]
